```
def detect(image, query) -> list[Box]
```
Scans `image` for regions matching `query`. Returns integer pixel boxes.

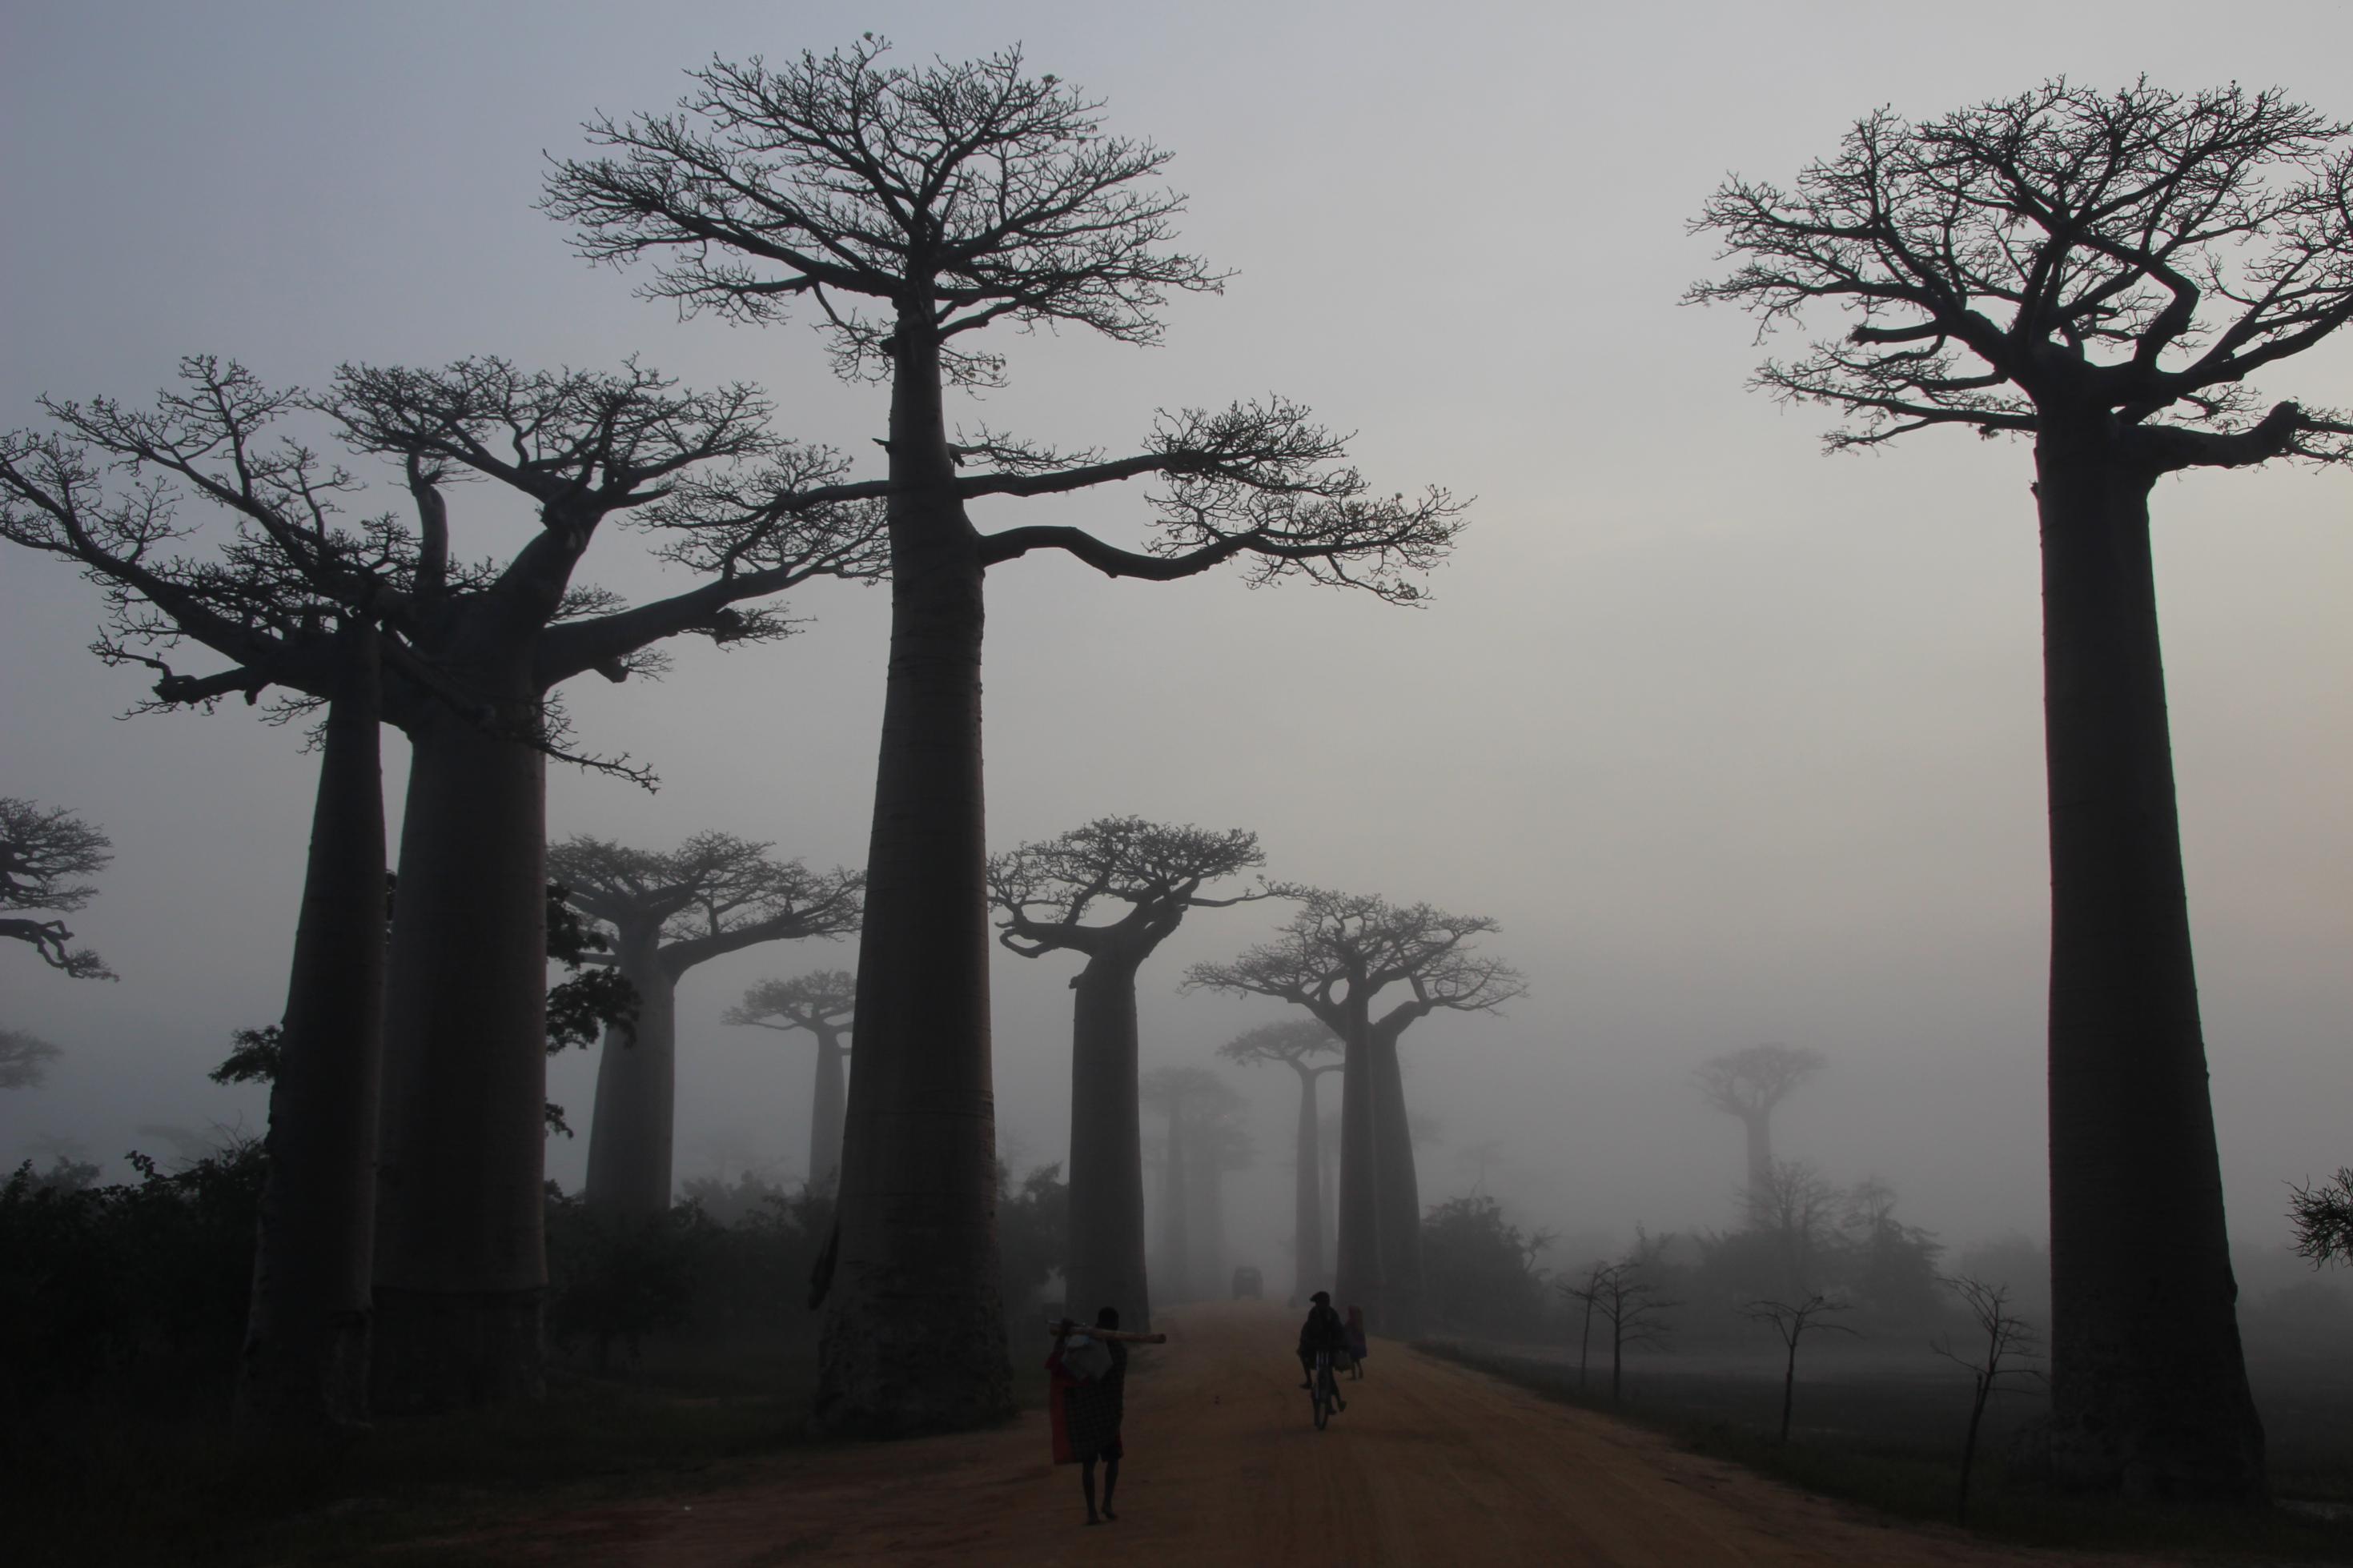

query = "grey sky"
[2,1,2347,1281]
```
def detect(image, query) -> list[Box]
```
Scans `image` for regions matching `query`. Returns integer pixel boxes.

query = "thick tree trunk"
[1159,1097,1191,1303]
[809,1029,846,1191]
[1194,1136,1225,1295]
[235,623,386,1433]
[1320,1116,1339,1276]
[1369,1024,1425,1336]
[373,687,550,1411]
[1332,1003,1383,1327]
[1291,1065,1325,1304]
[582,927,676,1221]
[2035,431,2264,1500]
[1066,956,1151,1329]
[816,319,1010,1435]
[1742,1110,1772,1219]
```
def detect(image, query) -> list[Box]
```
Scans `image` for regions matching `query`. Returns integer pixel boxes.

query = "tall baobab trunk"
[2035,427,2264,1500]
[235,623,386,1432]
[1066,956,1151,1329]
[809,1025,847,1190]
[1158,1095,1191,1303]
[1291,1065,1327,1304]
[1320,1111,1339,1276]
[1741,1110,1773,1219]
[817,319,1010,1435]
[374,675,550,1411]
[1369,1022,1425,1335]
[583,926,676,1221]
[1332,1002,1383,1327]
[1192,1128,1226,1296]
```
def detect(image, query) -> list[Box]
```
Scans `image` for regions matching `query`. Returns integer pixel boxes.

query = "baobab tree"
[1694,1045,1825,1220]
[316,358,885,1409]
[0,362,440,1432]
[1187,890,1524,1334]
[1219,1019,1343,1302]
[1690,81,2353,1498]
[547,39,1466,1434]
[726,968,857,1189]
[989,818,1267,1330]
[548,833,863,1221]
[1139,1065,1248,1305]
[0,1029,64,1090]
[0,797,115,981]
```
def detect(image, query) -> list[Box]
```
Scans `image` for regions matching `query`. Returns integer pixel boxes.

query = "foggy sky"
[2,0,2347,1288]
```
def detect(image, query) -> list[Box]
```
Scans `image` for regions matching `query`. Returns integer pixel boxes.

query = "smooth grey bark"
[1367,1019,1426,1336]
[583,925,673,1219]
[809,1023,848,1190]
[2036,427,2264,1498]
[1319,1113,1339,1278]
[234,623,386,1432]
[817,319,1010,1435]
[373,679,551,1411]
[1290,1063,1338,1304]
[1158,1091,1191,1303]
[1331,1001,1383,1328]
[1742,1111,1773,1214]
[1066,956,1150,1329]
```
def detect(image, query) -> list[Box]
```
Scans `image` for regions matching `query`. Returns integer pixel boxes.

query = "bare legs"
[1081,1453,1120,1524]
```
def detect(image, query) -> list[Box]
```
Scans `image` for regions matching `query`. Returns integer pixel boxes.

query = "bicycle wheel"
[1312,1361,1335,1430]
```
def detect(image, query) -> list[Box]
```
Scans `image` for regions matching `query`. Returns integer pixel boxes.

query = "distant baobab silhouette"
[990,817,1269,1333]
[1692,79,2353,1498]
[1693,1043,1824,1219]
[1189,890,1523,1336]
[548,38,1466,1434]
[548,834,862,1221]
[727,969,857,1189]
[0,796,114,981]
[1219,1019,1343,1303]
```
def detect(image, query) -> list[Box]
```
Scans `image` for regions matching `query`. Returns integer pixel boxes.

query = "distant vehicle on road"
[1231,1265,1263,1299]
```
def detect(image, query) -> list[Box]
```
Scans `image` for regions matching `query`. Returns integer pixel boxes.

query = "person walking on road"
[1052,1307,1131,1526]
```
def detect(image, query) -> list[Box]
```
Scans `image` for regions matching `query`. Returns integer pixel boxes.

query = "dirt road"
[416,1303,2164,1566]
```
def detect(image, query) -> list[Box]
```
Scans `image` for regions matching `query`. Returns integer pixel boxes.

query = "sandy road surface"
[414,1303,2166,1566]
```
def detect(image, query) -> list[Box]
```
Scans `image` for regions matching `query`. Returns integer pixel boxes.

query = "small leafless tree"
[1933,1276,2043,1526]
[1559,1229,1680,1401]
[1740,1290,1859,1443]
[727,968,857,1189]
[0,1028,65,1091]
[0,798,115,981]
[1749,1159,1843,1290]
[1694,1044,1823,1216]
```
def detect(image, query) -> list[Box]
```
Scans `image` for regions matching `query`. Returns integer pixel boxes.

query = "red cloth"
[1045,1350,1077,1465]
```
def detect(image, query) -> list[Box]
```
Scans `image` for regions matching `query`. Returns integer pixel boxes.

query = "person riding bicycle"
[1296,1289,1349,1404]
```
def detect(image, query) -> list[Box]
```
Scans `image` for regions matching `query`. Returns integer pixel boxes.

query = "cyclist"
[1296,1289,1348,1409]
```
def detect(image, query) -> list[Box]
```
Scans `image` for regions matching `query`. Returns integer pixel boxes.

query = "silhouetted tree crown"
[1217,1018,1344,1072]
[1694,1044,1824,1121]
[1688,80,2353,464]
[0,798,116,980]
[727,968,859,1036]
[544,37,1468,596]
[548,833,864,976]
[1186,888,1527,1025]
[990,818,1267,961]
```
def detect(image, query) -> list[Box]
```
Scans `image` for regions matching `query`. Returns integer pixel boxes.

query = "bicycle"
[1309,1349,1344,1430]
